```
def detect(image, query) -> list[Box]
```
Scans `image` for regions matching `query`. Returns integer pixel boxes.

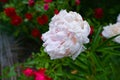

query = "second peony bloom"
[42,10,90,60]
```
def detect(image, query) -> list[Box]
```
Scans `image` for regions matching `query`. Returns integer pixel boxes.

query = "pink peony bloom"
[42,10,90,60]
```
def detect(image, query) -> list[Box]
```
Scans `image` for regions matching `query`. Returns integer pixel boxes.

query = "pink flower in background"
[37,15,48,25]
[54,9,59,15]
[11,15,22,26]
[102,23,120,43]
[25,13,32,20]
[44,0,52,3]
[31,28,41,38]
[44,3,49,10]
[28,0,35,6]
[23,68,34,77]
[4,7,16,18]
[94,8,103,19]
[23,68,52,80]
[75,0,80,5]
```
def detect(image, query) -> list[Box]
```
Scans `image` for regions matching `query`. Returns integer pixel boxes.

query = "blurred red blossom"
[28,0,35,6]
[37,15,48,25]
[94,8,104,19]
[25,13,32,20]
[90,26,94,35]
[0,0,8,3]
[54,9,59,15]
[23,68,34,77]
[44,0,52,3]
[75,0,80,5]
[44,3,49,10]
[31,28,41,38]
[11,15,22,26]
[4,7,16,18]
[23,68,52,80]
[34,68,52,80]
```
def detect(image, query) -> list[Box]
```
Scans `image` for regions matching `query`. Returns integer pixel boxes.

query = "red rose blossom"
[37,15,48,25]
[44,0,52,3]
[25,13,32,20]
[28,0,35,6]
[31,28,41,38]
[75,0,80,5]
[4,7,16,18]
[23,68,34,77]
[54,9,59,15]
[94,8,103,19]
[44,3,49,10]
[11,15,22,26]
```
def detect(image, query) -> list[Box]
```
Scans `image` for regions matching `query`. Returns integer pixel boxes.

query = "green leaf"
[91,26,102,51]
[97,34,120,49]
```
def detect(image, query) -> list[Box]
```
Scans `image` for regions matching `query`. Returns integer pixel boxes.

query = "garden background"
[0,0,120,80]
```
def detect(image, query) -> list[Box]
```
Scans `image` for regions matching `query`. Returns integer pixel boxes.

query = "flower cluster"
[37,15,48,25]
[2,0,52,39]
[4,7,22,26]
[42,10,90,60]
[23,68,52,80]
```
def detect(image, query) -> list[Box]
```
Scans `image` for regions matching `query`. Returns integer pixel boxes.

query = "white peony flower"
[42,10,90,60]
[117,14,120,22]
[102,23,120,43]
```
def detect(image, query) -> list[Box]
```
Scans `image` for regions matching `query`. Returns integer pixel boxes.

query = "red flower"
[37,15,48,25]
[23,68,34,77]
[90,26,94,35]
[34,68,52,80]
[25,13,32,20]
[44,3,49,10]
[28,0,35,6]
[0,0,8,3]
[44,0,52,3]
[54,9,59,15]
[75,0,80,5]
[94,8,103,19]
[11,15,22,26]
[31,28,40,38]
[4,7,16,18]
